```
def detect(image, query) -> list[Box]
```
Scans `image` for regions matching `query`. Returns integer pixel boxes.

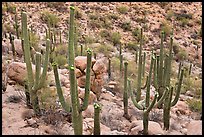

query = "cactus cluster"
[21,11,50,115]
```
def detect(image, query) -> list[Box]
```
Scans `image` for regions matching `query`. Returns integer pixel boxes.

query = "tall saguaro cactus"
[68,6,93,135]
[22,11,50,115]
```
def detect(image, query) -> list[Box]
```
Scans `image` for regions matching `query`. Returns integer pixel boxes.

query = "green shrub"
[121,21,132,31]
[29,32,40,51]
[107,13,119,20]
[55,55,67,68]
[132,27,141,40]
[117,5,129,14]
[75,7,83,19]
[89,20,101,29]
[157,2,169,8]
[41,10,59,28]
[55,44,67,55]
[179,17,189,27]
[176,49,187,61]
[161,20,172,38]
[172,42,180,54]
[125,41,139,51]
[47,2,66,12]
[100,29,110,38]
[186,98,202,113]
[84,35,97,44]
[89,13,99,20]
[91,44,115,57]
[2,5,7,15]
[110,32,121,46]
[166,10,174,20]
[101,16,112,29]
[6,3,16,14]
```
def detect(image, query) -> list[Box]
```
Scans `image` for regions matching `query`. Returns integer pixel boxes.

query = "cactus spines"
[123,61,129,119]
[94,102,101,135]
[52,62,71,112]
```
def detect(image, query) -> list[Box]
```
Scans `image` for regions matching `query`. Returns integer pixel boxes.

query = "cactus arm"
[142,52,146,77]
[135,50,138,64]
[128,79,144,110]
[59,30,62,44]
[154,87,169,108]
[188,63,192,76]
[108,58,111,80]
[52,62,70,112]
[171,68,184,107]
[145,54,155,107]
[94,102,101,135]
[163,86,173,130]
[74,25,78,57]
[145,92,158,114]
[22,12,34,89]
[38,39,50,89]
[136,28,143,101]
[30,53,41,115]
[123,61,129,118]
[158,31,165,89]
[153,53,158,89]
[177,62,182,79]
[141,75,148,89]
[81,48,92,111]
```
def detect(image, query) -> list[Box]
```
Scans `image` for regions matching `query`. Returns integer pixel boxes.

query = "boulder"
[78,87,97,105]
[14,39,23,57]
[7,62,35,84]
[75,68,83,78]
[130,120,164,135]
[77,75,95,88]
[75,56,96,72]
[187,120,202,135]
[92,58,107,75]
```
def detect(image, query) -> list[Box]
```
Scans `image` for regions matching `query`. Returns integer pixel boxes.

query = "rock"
[82,104,94,118]
[172,101,191,115]
[14,39,23,57]
[78,87,97,104]
[186,120,202,135]
[2,41,10,54]
[166,130,184,135]
[130,120,164,135]
[75,56,96,72]
[100,92,115,101]
[101,6,109,11]
[75,68,83,78]
[92,58,107,75]
[77,75,95,88]
[59,69,69,75]
[185,90,194,97]
[8,62,34,84]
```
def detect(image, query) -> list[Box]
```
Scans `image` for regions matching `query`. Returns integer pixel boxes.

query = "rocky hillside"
[2,2,202,135]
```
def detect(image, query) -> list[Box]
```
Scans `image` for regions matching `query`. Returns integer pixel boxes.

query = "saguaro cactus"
[94,102,101,135]
[9,33,16,60]
[68,6,93,135]
[22,11,50,115]
[14,7,19,39]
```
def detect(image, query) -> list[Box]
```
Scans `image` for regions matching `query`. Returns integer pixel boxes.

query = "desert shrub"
[110,32,121,46]
[125,41,139,51]
[55,44,67,55]
[101,16,112,29]
[186,98,202,113]
[135,17,148,24]
[157,2,169,8]
[121,21,132,31]
[117,5,129,14]
[174,12,193,20]
[75,7,83,19]
[6,3,16,14]
[47,2,66,12]
[160,20,172,38]
[84,35,97,44]
[2,5,7,15]
[55,55,67,68]
[91,43,115,57]
[179,17,190,27]
[166,10,174,20]
[41,10,59,28]
[100,29,110,38]
[107,13,119,20]
[89,20,101,29]
[89,13,99,20]
[172,42,180,54]
[29,32,40,51]
[38,87,58,110]
[176,49,187,61]
[132,27,141,40]
[4,23,15,34]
